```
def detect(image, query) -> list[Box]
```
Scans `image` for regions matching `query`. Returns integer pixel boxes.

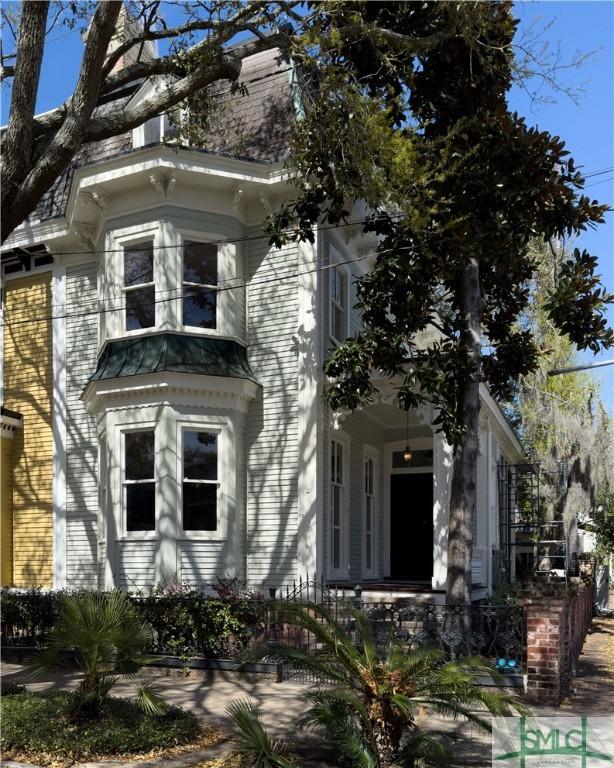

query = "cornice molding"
[0,413,22,438]
[82,371,259,417]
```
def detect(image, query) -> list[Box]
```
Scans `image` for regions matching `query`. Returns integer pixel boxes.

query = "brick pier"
[518,578,593,705]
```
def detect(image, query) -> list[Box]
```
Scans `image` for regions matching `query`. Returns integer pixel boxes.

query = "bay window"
[183,241,217,329]
[123,242,155,331]
[123,430,155,532]
[182,429,219,531]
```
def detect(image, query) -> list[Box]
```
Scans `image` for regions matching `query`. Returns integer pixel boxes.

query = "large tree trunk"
[0,2,49,217]
[446,258,482,606]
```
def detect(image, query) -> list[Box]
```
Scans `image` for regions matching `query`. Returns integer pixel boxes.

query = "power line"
[2,246,394,329]
[2,212,388,260]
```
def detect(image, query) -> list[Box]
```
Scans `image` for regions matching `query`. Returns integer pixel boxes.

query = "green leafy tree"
[508,240,614,545]
[29,591,167,720]
[271,1,613,603]
[245,602,525,768]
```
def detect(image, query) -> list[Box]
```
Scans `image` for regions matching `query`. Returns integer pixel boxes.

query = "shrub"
[1,584,270,660]
[29,591,167,719]
[135,584,251,657]
[226,699,293,768]
[245,602,528,768]
[1,690,199,760]
[0,588,64,645]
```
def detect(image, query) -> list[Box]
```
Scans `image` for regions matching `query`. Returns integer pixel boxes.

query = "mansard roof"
[30,47,295,225]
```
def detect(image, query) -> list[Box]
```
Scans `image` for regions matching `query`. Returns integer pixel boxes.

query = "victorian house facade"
[0,47,523,600]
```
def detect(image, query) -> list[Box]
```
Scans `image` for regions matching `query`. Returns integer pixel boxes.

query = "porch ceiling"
[350,402,432,431]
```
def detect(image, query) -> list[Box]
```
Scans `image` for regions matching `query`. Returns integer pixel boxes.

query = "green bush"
[1,690,199,759]
[29,591,168,719]
[135,585,252,657]
[1,589,64,644]
[1,585,269,659]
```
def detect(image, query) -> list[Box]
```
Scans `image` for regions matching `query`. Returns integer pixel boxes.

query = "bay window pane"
[332,528,340,570]
[183,431,217,480]
[126,483,155,531]
[183,285,216,328]
[183,241,217,285]
[183,483,217,531]
[125,431,155,480]
[126,286,155,330]
[124,244,153,286]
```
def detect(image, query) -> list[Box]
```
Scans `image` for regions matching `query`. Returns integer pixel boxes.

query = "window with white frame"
[123,430,155,531]
[182,429,219,531]
[330,439,345,573]
[123,242,155,331]
[330,263,348,342]
[364,453,377,574]
[182,241,217,329]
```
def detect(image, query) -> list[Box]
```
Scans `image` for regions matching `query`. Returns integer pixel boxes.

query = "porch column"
[432,430,452,591]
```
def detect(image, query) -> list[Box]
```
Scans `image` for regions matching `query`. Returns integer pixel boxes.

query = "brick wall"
[518,578,593,705]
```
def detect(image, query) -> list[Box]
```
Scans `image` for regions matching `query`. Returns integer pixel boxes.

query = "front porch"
[326,394,505,597]
[327,580,488,604]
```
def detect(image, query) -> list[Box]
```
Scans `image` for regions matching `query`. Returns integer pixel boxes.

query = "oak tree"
[0,0,296,242]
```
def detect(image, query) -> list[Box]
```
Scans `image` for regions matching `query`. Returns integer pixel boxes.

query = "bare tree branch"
[1,2,49,212]
[2,1,121,240]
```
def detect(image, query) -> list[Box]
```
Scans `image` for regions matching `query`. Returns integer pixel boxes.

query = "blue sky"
[1,1,613,408]
[507,1,614,412]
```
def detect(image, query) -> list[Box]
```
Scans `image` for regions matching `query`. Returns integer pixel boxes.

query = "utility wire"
[1,212,391,260]
[2,245,405,329]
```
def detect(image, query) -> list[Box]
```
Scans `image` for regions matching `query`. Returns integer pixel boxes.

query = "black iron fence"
[265,577,527,683]
[2,579,527,684]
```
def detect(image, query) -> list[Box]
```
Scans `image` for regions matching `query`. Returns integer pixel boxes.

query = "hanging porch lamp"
[403,408,413,464]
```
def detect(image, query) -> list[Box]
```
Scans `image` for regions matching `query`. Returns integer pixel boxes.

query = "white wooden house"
[0,47,523,599]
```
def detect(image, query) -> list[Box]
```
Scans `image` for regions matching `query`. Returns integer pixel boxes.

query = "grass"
[0,690,222,766]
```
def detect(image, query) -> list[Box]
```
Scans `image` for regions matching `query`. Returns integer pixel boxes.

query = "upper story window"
[124,242,155,331]
[123,430,155,532]
[183,241,217,329]
[182,429,218,531]
[330,262,348,343]
[102,220,243,343]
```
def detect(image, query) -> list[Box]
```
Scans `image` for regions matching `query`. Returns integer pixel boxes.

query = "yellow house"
[1,273,54,587]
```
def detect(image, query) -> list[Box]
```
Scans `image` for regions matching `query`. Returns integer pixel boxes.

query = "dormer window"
[124,242,155,331]
[183,241,217,329]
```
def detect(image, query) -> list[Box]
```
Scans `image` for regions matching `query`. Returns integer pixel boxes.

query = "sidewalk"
[559,616,614,714]
[1,661,492,766]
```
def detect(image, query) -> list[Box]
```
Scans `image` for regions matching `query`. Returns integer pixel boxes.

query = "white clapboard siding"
[245,228,299,586]
[65,261,99,588]
[472,549,485,585]
[117,542,157,590]
[179,541,229,585]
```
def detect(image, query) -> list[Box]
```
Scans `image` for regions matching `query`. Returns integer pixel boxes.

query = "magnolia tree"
[268,1,613,604]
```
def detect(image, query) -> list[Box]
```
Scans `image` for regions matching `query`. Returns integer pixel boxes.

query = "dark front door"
[389,473,433,580]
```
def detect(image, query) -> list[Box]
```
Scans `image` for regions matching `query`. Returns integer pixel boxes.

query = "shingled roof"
[29,47,295,224]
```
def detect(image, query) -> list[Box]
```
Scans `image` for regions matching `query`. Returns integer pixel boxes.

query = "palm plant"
[244,602,527,768]
[29,591,167,720]
[226,698,294,768]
